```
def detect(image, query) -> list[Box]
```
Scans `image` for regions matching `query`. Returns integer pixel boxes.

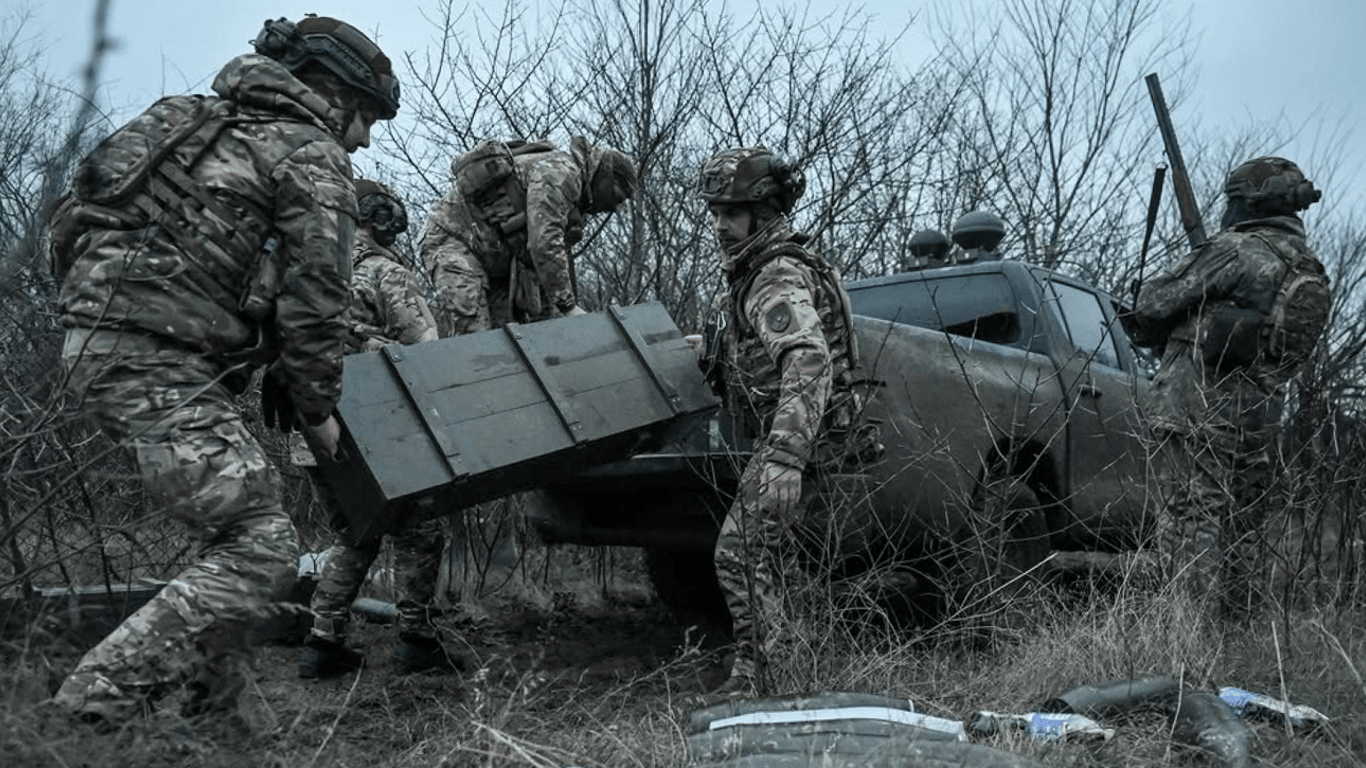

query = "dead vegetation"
[3,1,1366,766]
[2,531,1365,768]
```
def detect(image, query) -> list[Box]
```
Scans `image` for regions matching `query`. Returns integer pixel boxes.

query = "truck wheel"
[644,547,728,621]
[944,474,1051,642]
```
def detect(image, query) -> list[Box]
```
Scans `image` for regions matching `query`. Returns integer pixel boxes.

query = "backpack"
[73,95,230,207]
[1254,232,1331,368]
[450,140,556,235]
[51,96,223,280]
[52,95,277,318]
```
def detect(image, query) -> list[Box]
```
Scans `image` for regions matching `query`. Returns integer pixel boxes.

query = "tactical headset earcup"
[1292,180,1322,211]
[252,18,300,61]
[770,158,806,214]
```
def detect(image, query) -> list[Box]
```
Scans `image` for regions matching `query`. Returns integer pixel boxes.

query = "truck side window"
[1045,281,1122,369]
[849,274,1021,345]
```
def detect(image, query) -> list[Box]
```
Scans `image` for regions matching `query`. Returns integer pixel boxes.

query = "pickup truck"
[528,259,1156,620]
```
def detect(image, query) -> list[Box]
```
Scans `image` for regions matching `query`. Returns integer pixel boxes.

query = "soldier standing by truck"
[283,180,461,679]
[418,136,637,335]
[1128,157,1330,618]
[44,15,398,727]
[697,146,879,699]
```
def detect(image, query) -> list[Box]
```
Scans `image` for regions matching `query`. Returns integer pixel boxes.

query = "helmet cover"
[253,15,400,119]
[951,211,1007,251]
[1224,156,1321,213]
[697,146,806,214]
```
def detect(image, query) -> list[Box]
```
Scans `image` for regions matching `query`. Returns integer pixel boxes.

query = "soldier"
[418,136,637,336]
[286,180,461,678]
[46,15,398,726]
[1128,157,1330,617]
[697,146,879,698]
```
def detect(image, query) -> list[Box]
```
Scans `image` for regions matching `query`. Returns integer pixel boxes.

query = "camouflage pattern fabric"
[57,53,358,424]
[425,242,503,336]
[307,486,446,643]
[713,218,859,688]
[419,144,590,335]
[347,230,439,350]
[50,53,360,721]
[1131,214,1329,614]
[54,330,298,721]
[306,230,446,644]
[288,232,437,467]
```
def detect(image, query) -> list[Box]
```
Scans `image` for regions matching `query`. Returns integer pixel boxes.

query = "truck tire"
[644,547,728,621]
[944,473,1051,642]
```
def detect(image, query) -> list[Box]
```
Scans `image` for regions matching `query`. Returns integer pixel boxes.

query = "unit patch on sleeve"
[766,302,793,334]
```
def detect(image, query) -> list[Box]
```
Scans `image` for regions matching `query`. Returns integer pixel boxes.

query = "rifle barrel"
[1145,73,1207,248]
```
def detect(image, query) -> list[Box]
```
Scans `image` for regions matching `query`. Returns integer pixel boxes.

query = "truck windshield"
[848,273,1021,345]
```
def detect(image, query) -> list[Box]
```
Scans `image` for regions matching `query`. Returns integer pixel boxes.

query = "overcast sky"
[15,0,1366,215]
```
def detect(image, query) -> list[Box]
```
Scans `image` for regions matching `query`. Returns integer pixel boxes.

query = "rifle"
[1145,73,1207,249]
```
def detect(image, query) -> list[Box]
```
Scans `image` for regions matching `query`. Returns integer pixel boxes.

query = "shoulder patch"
[766,302,793,334]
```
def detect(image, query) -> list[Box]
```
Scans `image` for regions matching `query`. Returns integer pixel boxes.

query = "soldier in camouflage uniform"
[418,136,637,335]
[1128,157,1329,617]
[47,16,398,725]
[698,147,876,698]
[295,180,460,679]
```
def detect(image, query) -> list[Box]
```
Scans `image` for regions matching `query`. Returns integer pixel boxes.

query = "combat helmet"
[698,146,806,214]
[252,15,400,119]
[1224,157,1321,214]
[355,179,408,246]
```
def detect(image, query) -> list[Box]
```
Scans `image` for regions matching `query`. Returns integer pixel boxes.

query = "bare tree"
[392,0,965,330]
[688,4,962,283]
[0,1,165,596]
[930,0,1193,280]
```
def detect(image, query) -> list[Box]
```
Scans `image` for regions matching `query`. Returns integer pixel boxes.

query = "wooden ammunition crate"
[320,303,718,539]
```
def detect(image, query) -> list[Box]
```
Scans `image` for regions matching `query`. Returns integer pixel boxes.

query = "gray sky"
[15,0,1366,215]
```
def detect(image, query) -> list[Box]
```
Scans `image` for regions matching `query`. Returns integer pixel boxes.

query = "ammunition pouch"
[1196,306,1263,375]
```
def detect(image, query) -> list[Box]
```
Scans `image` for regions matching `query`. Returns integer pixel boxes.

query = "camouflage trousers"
[429,244,549,337]
[307,475,446,644]
[54,329,298,721]
[713,454,818,691]
[1154,420,1274,618]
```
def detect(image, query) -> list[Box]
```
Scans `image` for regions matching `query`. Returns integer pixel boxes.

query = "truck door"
[1038,277,1152,548]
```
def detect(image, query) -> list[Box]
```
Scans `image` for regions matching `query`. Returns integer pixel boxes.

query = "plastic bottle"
[970,711,1115,742]
[1217,687,1329,732]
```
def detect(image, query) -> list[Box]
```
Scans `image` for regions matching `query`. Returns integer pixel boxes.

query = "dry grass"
[2,535,1365,768]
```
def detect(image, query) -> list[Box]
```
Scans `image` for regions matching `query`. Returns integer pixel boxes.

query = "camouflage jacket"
[292,233,437,468]
[1132,215,1328,433]
[348,232,439,351]
[419,144,587,315]
[721,219,859,470]
[55,54,357,423]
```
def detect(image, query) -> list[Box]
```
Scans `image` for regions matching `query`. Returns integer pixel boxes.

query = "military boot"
[298,637,365,679]
[693,647,766,706]
[392,634,464,676]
